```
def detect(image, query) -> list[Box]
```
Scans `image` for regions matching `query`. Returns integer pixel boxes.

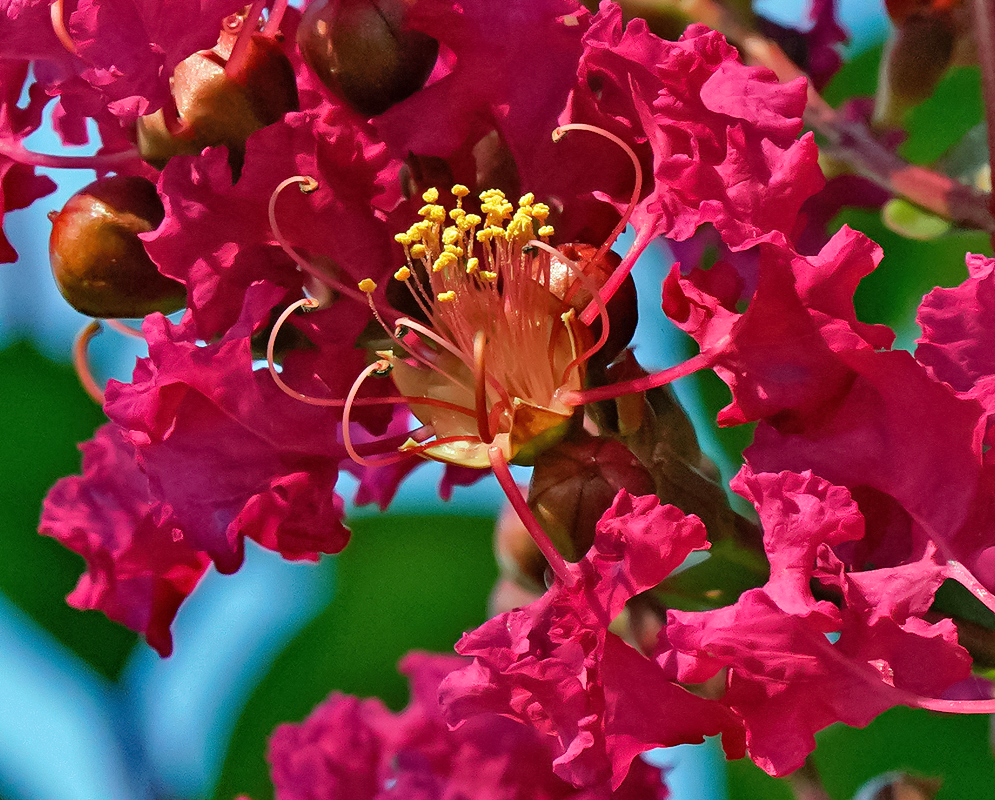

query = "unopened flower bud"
[528,431,654,562]
[48,176,185,318]
[137,34,299,170]
[297,0,439,116]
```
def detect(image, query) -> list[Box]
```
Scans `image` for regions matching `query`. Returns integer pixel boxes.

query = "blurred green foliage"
[213,512,499,800]
[0,341,137,679]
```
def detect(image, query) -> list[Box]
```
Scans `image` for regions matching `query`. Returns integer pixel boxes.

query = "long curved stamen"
[263,0,288,35]
[73,320,105,405]
[268,177,379,309]
[396,316,477,373]
[488,445,577,587]
[105,319,145,339]
[553,123,645,326]
[0,139,138,170]
[472,331,492,442]
[556,349,717,407]
[528,239,611,382]
[554,124,641,270]
[225,0,266,78]
[50,0,77,55]
[266,297,475,415]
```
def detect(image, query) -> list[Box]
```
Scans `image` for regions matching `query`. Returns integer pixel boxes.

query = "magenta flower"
[440,492,743,790]
[660,468,971,776]
[269,651,668,799]
[39,424,210,657]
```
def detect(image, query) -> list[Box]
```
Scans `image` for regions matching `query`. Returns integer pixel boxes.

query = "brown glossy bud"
[48,176,185,318]
[297,0,439,116]
[528,431,654,562]
[552,243,638,371]
[137,34,299,169]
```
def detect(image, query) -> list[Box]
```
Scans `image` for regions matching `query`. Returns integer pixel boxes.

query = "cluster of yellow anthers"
[358,185,555,300]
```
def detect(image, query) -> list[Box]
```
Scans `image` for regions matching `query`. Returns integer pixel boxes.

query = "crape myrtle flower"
[439,492,745,790]
[269,651,668,800]
[26,0,843,652]
[659,468,972,776]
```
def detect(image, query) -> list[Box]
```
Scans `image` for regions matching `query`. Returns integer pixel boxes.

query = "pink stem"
[579,222,655,327]
[488,445,577,587]
[0,139,138,170]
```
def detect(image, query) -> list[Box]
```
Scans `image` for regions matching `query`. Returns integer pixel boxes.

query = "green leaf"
[0,341,137,679]
[212,512,499,800]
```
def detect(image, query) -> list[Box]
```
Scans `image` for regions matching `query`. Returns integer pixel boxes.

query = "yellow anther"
[532,203,550,222]
[466,257,480,274]
[422,187,440,203]
[476,228,493,242]
[518,192,535,207]
[410,243,427,259]
[406,224,423,242]
[437,290,457,303]
[449,207,466,221]
[451,184,470,198]
[464,214,482,227]
[442,226,461,245]
[538,225,554,237]
[358,278,377,293]
[394,232,412,245]
[444,244,464,258]
[480,270,498,281]
[432,252,457,272]
[419,203,446,224]
[394,266,412,281]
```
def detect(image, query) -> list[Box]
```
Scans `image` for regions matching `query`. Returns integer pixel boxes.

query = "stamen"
[49,0,77,55]
[225,0,266,78]
[267,176,379,310]
[473,331,492,442]
[73,320,105,405]
[553,123,644,325]
[105,319,145,339]
[488,445,577,587]
[527,239,611,383]
[267,297,476,418]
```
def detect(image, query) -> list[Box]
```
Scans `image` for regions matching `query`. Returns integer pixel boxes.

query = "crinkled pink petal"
[145,110,397,338]
[104,282,360,573]
[442,492,739,790]
[39,424,210,656]
[269,651,667,799]
[565,7,823,250]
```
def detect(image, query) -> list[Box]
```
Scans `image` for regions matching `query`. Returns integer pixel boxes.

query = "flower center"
[359,185,591,468]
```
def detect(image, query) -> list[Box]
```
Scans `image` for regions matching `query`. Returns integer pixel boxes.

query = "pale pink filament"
[73,320,105,405]
[553,123,644,326]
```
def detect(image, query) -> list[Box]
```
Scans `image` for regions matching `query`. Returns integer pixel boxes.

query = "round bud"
[297,0,439,116]
[137,34,299,169]
[48,176,185,318]
[528,432,655,562]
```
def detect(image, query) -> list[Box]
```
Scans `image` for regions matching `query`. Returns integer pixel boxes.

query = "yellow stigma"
[359,278,377,293]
